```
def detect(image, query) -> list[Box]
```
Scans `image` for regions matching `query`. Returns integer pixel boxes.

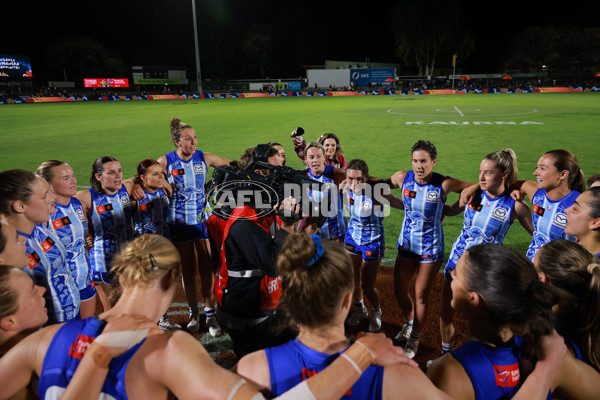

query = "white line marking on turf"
[454,106,464,116]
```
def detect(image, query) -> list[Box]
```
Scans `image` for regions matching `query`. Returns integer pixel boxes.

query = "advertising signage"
[350,68,395,87]
[0,54,33,78]
[83,78,130,88]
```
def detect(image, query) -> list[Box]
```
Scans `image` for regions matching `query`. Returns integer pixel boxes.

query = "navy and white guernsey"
[266,338,384,399]
[165,150,209,225]
[451,339,551,400]
[346,187,384,245]
[48,197,92,291]
[397,171,446,257]
[88,185,133,281]
[307,165,347,240]
[526,189,579,261]
[132,187,170,237]
[22,224,80,322]
[445,191,515,273]
[38,317,145,400]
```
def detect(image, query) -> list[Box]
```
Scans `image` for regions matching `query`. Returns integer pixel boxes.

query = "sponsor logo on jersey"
[68,334,95,359]
[403,189,416,198]
[41,237,55,253]
[426,191,439,202]
[532,203,545,216]
[553,212,567,229]
[96,204,114,214]
[28,251,40,269]
[171,168,185,177]
[51,216,72,229]
[76,207,86,221]
[491,207,508,221]
[493,363,520,387]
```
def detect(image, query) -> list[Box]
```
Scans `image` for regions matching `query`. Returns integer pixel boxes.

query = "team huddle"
[0,117,599,399]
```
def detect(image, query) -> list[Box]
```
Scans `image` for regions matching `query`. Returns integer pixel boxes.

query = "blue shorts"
[169,222,208,243]
[344,235,385,262]
[92,270,114,285]
[397,246,443,264]
[80,282,97,301]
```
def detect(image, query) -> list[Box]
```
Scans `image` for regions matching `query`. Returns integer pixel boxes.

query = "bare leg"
[349,253,364,303]
[361,259,381,310]
[440,278,455,344]
[412,260,443,334]
[176,240,198,310]
[393,255,418,322]
[95,283,112,312]
[195,238,215,307]
[79,294,97,319]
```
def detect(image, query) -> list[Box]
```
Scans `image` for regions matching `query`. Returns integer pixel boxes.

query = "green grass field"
[1,92,599,261]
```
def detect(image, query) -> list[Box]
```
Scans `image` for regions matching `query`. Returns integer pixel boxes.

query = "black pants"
[225,314,296,358]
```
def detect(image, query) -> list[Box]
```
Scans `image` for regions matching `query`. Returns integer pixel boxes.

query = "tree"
[242,24,274,78]
[43,36,127,83]
[391,0,473,75]
[505,25,600,71]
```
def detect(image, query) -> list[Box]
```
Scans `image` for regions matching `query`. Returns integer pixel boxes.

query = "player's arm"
[204,152,231,168]
[513,200,534,235]
[74,189,94,249]
[0,324,61,399]
[383,170,407,190]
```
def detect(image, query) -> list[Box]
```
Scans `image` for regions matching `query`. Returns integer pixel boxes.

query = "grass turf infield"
[1,92,599,261]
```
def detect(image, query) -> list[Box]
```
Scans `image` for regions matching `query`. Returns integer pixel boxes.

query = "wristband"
[88,341,112,369]
[341,341,375,375]
[228,379,264,400]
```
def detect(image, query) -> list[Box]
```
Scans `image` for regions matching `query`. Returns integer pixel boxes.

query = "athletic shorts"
[169,222,208,243]
[79,281,97,301]
[93,270,115,285]
[397,246,443,264]
[344,235,385,262]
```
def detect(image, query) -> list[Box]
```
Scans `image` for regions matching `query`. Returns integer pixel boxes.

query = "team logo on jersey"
[361,201,372,212]
[171,168,185,177]
[467,203,483,212]
[493,363,520,387]
[52,216,72,229]
[76,208,86,221]
[41,237,56,252]
[96,204,113,214]
[28,251,40,269]
[553,213,567,229]
[532,203,545,216]
[139,202,154,212]
[68,334,95,359]
[403,189,416,198]
[491,207,508,221]
[121,195,130,207]
[193,164,204,174]
[426,191,439,202]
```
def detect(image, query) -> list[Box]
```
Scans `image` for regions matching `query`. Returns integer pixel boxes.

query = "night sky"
[2,0,598,80]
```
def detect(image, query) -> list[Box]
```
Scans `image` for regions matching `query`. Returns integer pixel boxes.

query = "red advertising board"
[83,78,129,88]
